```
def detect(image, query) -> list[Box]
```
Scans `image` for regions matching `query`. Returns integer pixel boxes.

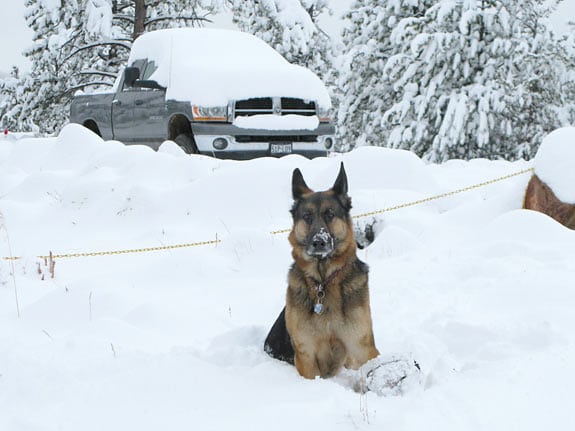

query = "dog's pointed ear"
[292,168,312,200]
[332,163,348,197]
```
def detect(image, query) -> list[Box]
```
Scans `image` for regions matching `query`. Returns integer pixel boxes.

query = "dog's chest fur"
[287,259,369,319]
[286,259,373,355]
[285,258,377,377]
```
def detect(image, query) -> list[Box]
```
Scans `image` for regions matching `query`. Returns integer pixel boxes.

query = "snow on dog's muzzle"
[306,228,335,258]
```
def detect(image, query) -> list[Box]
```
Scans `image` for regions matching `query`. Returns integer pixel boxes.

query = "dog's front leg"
[288,328,322,378]
[315,337,346,378]
[344,331,380,370]
[293,346,321,379]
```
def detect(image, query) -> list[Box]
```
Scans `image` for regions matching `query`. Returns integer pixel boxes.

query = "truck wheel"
[174,133,198,154]
[83,120,101,137]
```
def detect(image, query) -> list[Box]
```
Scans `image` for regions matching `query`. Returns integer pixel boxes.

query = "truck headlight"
[317,106,332,123]
[192,105,228,122]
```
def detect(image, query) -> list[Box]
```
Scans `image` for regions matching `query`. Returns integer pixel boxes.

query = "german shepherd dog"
[265,163,379,379]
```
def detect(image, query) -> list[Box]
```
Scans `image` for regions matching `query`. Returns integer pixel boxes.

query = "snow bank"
[534,126,575,204]
[128,28,331,108]
[2,125,575,431]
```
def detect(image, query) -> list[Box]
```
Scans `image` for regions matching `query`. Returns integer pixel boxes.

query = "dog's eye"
[303,212,314,224]
[324,208,335,222]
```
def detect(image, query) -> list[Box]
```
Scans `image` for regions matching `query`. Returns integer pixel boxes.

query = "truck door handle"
[112,99,121,106]
[134,100,144,106]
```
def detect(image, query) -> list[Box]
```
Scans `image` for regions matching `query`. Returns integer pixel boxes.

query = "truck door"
[130,60,166,149]
[111,90,135,143]
[111,60,146,143]
[111,60,167,148]
[130,88,167,150]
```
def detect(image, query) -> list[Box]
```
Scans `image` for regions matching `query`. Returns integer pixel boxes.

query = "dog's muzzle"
[306,228,335,259]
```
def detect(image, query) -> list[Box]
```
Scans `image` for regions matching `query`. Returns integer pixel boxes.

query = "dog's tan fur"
[284,167,379,379]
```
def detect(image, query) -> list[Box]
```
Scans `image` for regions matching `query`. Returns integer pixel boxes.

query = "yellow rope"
[271,167,534,235]
[1,167,534,259]
[1,239,221,261]
[353,167,534,220]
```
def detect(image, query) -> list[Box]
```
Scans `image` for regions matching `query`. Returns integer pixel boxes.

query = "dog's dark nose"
[313,236,327,249]
[307,228,334,258]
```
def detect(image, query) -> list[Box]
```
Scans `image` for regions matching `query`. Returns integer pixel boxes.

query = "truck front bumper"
[190,122,335,160]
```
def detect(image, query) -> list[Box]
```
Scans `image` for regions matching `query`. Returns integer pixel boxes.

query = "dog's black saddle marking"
[264,306,294,365]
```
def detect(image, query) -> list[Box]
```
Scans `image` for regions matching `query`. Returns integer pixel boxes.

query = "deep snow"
[1,124,575,430]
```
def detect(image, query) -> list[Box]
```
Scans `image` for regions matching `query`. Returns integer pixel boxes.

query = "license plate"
[270,143,292,155]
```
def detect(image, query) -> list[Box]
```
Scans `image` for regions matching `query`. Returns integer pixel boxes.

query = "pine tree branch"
[78,70,118,79]
[61,29,84,51]
[114,1,132,12]
[64,81,114,96]
[113,14,135,24]
[64,41,132,64]
[144,0,164,7]
[145,14,213,27]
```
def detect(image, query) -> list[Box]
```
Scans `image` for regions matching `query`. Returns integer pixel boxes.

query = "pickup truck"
[70,28,336,159]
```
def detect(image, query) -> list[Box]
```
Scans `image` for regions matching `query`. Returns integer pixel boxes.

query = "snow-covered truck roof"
[128,28,331,109]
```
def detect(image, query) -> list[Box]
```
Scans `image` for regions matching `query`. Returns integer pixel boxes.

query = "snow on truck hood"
[128,28,331,108]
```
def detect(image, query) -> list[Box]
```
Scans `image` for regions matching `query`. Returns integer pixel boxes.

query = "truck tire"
[83,120,101,137]
[174,133,198,154]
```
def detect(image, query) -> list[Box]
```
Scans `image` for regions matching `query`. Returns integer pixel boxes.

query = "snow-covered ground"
[1,125,575,430]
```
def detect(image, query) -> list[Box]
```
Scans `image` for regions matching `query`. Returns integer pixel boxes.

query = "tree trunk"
[133,0,146,41]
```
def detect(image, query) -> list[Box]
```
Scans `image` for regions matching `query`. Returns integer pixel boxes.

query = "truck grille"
[234,97,316,118]
[280,98,316,115]
[235,135,318,143]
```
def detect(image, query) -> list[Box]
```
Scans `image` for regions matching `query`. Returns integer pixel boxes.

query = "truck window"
[121,59,147,91]
[142,61,158,80]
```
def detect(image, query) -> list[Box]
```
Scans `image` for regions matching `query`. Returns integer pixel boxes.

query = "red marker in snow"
[3,129,7,137]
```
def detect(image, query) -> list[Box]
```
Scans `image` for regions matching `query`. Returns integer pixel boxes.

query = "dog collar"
[310,262,351,315]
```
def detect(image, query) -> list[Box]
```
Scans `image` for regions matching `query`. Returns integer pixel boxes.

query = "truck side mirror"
[124,67,140,87]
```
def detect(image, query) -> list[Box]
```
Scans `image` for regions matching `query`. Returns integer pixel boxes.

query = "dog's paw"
[360,354,422,396]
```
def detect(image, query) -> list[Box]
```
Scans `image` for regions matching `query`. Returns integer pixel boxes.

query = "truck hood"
[128,28,331,109]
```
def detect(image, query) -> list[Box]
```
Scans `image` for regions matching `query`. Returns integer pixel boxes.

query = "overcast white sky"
[0,0,573,76]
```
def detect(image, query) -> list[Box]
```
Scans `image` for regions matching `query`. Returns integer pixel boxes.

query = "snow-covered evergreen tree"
[336,0,433,151]
[559,22,575,130]
[0,67,35,132]
[387,0,522,161]
[228,0,334,80]
[3,0,84,133]
[339,0,574,161]
[504,0,574,158]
